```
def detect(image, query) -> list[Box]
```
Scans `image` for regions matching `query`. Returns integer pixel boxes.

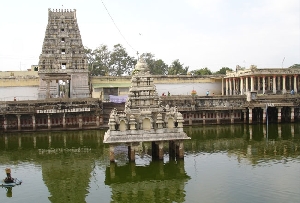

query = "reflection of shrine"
[42,158,92,203]
[105,160,190,202]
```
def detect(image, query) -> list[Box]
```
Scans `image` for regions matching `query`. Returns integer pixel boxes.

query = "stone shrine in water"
[103,58,190,162]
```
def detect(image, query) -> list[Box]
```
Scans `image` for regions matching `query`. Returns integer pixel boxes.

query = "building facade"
[223,66,300,96]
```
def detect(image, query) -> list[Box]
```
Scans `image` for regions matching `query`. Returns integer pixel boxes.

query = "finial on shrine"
[136,51,139,60]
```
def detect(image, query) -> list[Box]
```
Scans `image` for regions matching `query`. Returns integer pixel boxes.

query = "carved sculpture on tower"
[38,8,90,99]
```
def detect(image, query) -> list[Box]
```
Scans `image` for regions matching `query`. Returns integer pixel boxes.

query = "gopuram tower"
[104,58,190,162]
[38,8,89,99]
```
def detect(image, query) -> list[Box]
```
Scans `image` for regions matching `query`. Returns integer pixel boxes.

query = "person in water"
[4,168,14,183]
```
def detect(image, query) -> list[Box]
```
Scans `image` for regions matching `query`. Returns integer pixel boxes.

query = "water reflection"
[105,160,190,202]
[0,123,299,203]
[4,187,12,198]
[185,124,300,165]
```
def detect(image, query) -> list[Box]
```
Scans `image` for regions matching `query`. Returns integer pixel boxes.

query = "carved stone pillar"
[273,75,277,94]
[229,78,232,95]
[109,145,115,162]
[158,141,164,160]
[177,141,184,159]
[250,76,254,92]
[277,76,281,92]
[17,114,21,131]
[63,113,66,128]
[262,76,266,94]
[233,78,236,95]
[248,108,253,124]
[78,114,82,129]
[216,112,220,124]
[277,107,282,123]
[263,108,267,123]
[294,75,298,93]
[225,78,229,95]
[282,75,286,94]
[243,110,247,123]
[32,114,36,131]
[128,145,135,162]
[245,77,249,92]
[189,113,193,125]
[240,77,244,95]
[47,114,51,129]
[257,77,260,92]
[202,112,206,125]
[221,77,224,96]
[96,115,100,127]
[231,111,234,124]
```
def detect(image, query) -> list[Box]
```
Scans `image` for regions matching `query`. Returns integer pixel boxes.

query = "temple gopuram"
[38,8,90,99]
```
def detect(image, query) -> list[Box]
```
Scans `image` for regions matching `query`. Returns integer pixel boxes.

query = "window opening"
[61,49,65,54]
[61,63,66,69]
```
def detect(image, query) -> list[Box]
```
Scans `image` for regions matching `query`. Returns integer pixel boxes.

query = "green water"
[0,123,299,203]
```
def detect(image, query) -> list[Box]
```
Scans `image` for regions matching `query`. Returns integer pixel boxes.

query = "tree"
[140,53,168,75]
[84,45,111,76]
[84,47,95,72]
[93,44,111,76]
[191,67,212,75]
[153,59,168,75]
[167,59,189,75]
[289,64,300,68]
[215,67,233,74]
[109,44,136,76]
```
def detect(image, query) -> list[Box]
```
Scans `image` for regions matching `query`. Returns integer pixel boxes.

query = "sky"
[0,0,299,72]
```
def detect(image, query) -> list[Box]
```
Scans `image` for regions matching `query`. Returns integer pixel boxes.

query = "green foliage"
[289,64,300,68]
[85,44,191,76]
[191,67,212,75]
[84,44,135,76]
[214,67,233,74]
[110,44,136,76]
[140,53,168,75]
[93,44,111,76]
[153,59,168,75]
[167,59,189,75]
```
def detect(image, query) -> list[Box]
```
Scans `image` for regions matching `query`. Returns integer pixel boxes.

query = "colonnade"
[184,106,296,125]
[187,111,240,125]
[1,113,101,131]
[109,140,185,162]
[223,74,299,95]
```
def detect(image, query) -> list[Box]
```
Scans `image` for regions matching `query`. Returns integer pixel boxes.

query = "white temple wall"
[0,86,38,101]
[155,82,222,96]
